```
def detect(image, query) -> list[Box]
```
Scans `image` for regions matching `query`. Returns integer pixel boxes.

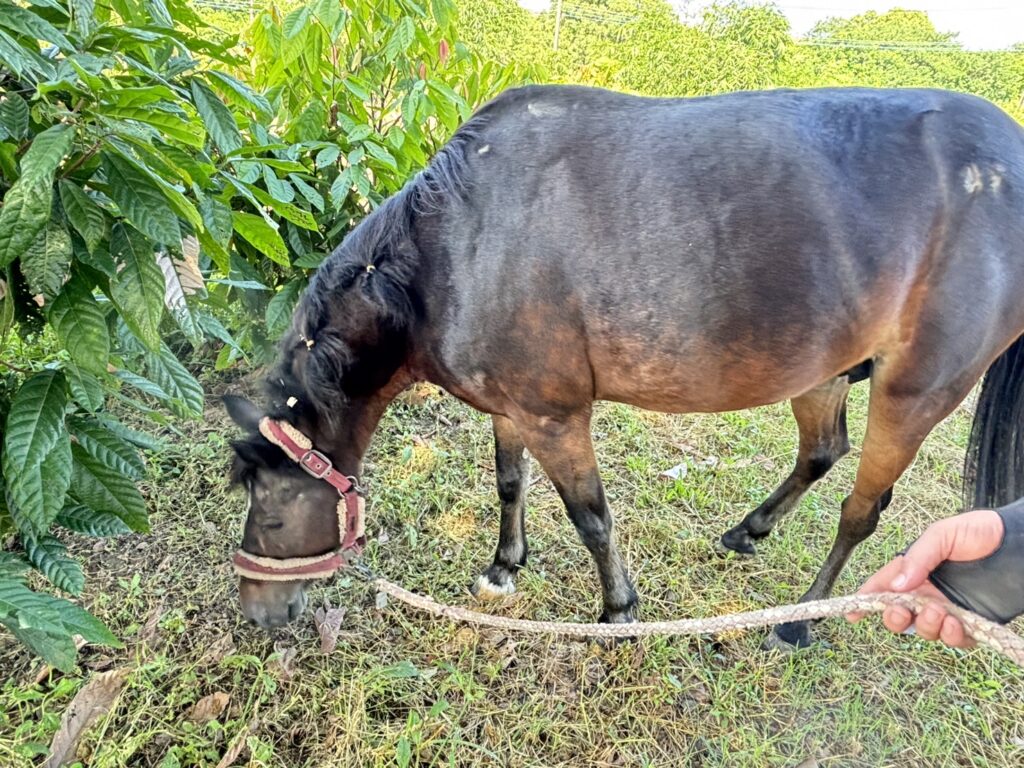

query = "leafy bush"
[0,0,525,669]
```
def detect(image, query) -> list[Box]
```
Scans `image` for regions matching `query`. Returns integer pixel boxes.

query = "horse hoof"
[470,572,515,601]
[595,606,638,647]
[763,621,814,651]
[718,528,757,557]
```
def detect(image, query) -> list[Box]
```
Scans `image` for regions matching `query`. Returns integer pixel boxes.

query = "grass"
[1,377,1022,767]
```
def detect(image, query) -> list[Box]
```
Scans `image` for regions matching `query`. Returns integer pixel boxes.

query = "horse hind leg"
[471,415,530,600]
[768,367,976,649]
[720,375,855,556]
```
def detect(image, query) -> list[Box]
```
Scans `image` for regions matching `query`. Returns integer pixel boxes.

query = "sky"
[516,1,1024,51]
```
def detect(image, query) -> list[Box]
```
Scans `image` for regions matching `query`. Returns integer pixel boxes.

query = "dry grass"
[2,377,1022,767]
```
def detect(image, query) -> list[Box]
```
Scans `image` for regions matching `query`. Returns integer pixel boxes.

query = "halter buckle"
[300,449,333,479]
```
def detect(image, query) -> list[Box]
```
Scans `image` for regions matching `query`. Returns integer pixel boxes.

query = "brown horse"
[224,85,1024,648]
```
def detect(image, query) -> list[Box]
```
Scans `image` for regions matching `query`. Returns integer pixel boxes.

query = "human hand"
[847,509,1005,647]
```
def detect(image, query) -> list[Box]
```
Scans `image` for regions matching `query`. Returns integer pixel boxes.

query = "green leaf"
[54,600,121,647]
[283,5,310,39]
[59,181,108,254]
[289,101,326,143]
[56,504,132,537]
[69,445,149,532]
[199,196,233,248]
[262,165,295,202]
[383,17,416,61]
[114,368,169,400]
[69,0,95,38]
[315,145,340,169]
[191,79,243,156]
[346,125,372,143]
[48,273,110,375]
[2,371,72,536]
[110,223,164,351]
[103,105,205,148]
[68,417,145,480]
[95,414,166,452]
[0,176,52,269]
[0,552,29,581]
[143,344,203,419]
[0,93,29,140]
[20,124,75,182]
[205,70,272,118]
[24,536,84,595]
[101,151,180,244]
[232,212,289,266]
[289,174,324,212]
[4,622,76,672]
[243,183,318,231]
[0,579,63,633]
[0,1,74,51]
[364,141,398,171]
[66,364,105,412]
[265,279,304,339]
[22,218,72,304]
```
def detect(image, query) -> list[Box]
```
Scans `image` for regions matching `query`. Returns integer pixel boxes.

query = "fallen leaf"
[0,278,6,299]
[216,715,257,768]
[374,591,388,610]
[792,758,820,768]
[188,691,230,724]
[137,598,165,646]
[314,604,347,654]
[198,633,237,667]
[268,642,297,681]
[45,668,132,768]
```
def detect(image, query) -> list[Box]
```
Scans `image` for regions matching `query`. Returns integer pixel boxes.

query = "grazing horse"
[224,84,1024,648]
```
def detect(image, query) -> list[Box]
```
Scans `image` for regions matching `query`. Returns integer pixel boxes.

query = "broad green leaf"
[101,151,180,244]
[191,79,243,155]
[0,552,29,581]
[110,223,164,351]
[0,93,29,140]
[262,166,295,202]
[265,279,304,339]
[0,579,63,633]
[68,417,145,480]
[20,124,75,182]
[103,105,205,148]
[283,5,310,38]
[4,622,76,672]
[244,183,318,231]
[200,196,233,248]
[114,368,170,400]
[66,364,105,412]
[289,101,327,143]
[54,600,121,647]
[143,344,203,419]
[59,181,108,254]
[69,0,95,38]
[48,273,109,375]
[205,70,272,118]
[346,125,372,143]
[24,535,84,595]
[289,174,325,212]
[232,212,289,266]
[56,504,132,537]
[383,16,416,61]
[0,177,52,269]
[364,141,398,171]
[22,218,72,303]
[69,445,149,532]
[2,371,72,535]
[315,145,340,169]
[95,414,166,452]
[102,85,177,109]
[0,3,74,51]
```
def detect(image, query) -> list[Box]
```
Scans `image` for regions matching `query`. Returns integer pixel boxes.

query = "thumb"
[890,523,955,591]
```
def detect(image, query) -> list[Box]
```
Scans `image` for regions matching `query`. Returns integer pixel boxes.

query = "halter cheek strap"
[231,418,367,582]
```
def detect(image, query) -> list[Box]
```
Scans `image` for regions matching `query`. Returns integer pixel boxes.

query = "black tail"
[965,334,1024,508]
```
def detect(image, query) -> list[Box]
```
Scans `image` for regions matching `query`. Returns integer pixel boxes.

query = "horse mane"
[263,111,492,423]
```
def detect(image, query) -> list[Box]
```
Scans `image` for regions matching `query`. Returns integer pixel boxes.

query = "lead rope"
[361,573,1024,667]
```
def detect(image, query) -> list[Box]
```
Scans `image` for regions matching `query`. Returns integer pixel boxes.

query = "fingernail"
[892,574,907,590]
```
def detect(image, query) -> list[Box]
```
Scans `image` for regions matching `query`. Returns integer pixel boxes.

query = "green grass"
[1,380,1022,767]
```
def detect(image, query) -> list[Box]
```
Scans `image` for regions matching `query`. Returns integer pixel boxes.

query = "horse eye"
[261,520,284,531]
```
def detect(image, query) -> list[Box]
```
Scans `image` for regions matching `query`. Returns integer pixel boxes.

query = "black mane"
[263,110,491,422]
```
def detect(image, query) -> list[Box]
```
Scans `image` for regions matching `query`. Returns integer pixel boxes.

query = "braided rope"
[373,581,1024,667]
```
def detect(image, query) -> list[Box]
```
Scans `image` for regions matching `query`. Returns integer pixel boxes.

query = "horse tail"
[964,334,1024,508]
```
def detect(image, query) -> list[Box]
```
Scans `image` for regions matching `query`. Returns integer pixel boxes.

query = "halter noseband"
[232,418,366,582]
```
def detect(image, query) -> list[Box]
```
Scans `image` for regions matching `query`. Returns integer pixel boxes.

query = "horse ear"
[222,394,262,433]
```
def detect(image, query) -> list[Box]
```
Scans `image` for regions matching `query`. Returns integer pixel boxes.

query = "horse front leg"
[472,415,531,599]
[513,409,638,623]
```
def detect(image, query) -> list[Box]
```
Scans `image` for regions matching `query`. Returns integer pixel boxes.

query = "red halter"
[232,418,366,582]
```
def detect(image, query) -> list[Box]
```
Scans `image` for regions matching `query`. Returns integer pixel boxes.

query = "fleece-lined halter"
[231,418,366,582]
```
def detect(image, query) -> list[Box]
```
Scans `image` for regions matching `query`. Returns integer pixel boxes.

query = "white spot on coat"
[477,144,490,155]
[528,101,565,118]
[962,164,984,194]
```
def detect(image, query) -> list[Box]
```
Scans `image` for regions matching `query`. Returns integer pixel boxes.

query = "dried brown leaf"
[314,604,347,654]
[188,691,230,724]
[44,668,131,768]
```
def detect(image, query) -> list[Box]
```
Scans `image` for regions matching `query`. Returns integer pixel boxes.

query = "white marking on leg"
[472,574,516,601]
